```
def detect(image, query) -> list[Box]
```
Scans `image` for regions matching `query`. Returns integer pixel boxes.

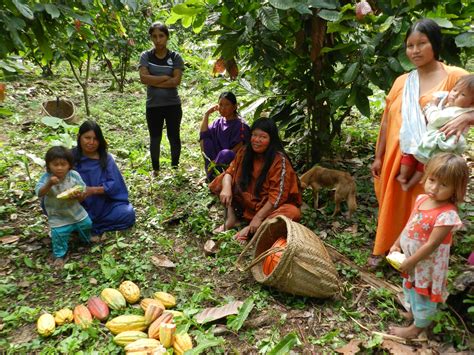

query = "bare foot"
[52,258,66,268]
[389,324,423,339]
[396,174,407,184]
[234,226,251,244]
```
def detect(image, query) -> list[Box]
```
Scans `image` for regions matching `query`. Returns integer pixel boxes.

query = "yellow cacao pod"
[119,281,141,304]
[164,310,183,318]
[37,313,55,337]
[140,298,165,312]
[101,288,127,310]
[113,330,148,346]
[124,338,166,354]
[173,333,193,355]
[105,315,147,335]
[144,303,164,325]
[159,322,176,348]
[54,308,73,326]
[153,292,176,308]
[148,312,173,339]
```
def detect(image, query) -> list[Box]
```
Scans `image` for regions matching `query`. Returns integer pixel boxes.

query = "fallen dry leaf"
[335,339,362,354]
[203,239,218,256]
[380,339,417,354]
[89,278,98,285]
[151,254,176,268]
[0,235,20,244]
[195,301,244,324]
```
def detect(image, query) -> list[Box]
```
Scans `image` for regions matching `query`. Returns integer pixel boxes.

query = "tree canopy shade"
[169,0,474,163]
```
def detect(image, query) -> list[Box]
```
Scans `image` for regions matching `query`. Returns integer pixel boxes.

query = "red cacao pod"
[87,296,110,321]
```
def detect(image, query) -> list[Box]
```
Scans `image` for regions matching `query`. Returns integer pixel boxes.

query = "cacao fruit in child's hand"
[386,251,406,271]
[57,185,84,199]
[119,281,141,304]
[37,313,56,336]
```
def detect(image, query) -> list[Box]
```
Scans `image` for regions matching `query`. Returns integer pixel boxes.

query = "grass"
[0,61,472,353]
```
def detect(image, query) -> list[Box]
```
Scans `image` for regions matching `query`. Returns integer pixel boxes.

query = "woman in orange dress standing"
[210,117,301,242]
[370,19,473,264]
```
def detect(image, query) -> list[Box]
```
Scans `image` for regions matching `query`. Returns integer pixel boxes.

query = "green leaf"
[227,298,254,331]
[44,4,60,18]
[355,86,371,117]
[24,257,34,268]
[343,62,359,83]
[308,0,339,9]
[268,332,301,354]
[269,0,296,10]
[294,4,312,15]
[186,336,225,354]
[0,107,14,116]
[430,17,453,28]
[12,0,34,20]
[259,6,280,31]
[387,57,403,72]
[455,32,474,48]
[172,4,201,16]
[317,9,340,21]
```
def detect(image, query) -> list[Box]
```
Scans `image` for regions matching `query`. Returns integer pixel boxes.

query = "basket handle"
[241,246,286,272]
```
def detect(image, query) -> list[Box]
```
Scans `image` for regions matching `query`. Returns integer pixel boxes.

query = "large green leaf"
[387,57,403,72]
[268,332,301,354]
[44,4,60,19]
[308,0,339,10]
[317,9,340,21]
[259,6,280,31]
[455,32,474,48]
[227,298,254,331]
[431,17,453,28]
[269,0,296,10]
[172,3,201,16]
[294,3,312,15]
[12,0,34,20]
[343,62,359,83]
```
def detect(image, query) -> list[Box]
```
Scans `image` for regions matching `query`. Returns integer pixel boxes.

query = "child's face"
[48,158,71,179]
[424,175,454,203]
[446,83,473,108]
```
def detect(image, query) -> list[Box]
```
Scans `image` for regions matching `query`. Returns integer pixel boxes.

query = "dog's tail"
[347,181,357,216]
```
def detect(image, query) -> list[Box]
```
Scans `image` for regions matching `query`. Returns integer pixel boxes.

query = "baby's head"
[446,74,474,108]
[45,146,74,177]
[421,153,468,204]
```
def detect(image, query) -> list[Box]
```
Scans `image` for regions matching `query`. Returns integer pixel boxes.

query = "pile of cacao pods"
[36,280,193,354]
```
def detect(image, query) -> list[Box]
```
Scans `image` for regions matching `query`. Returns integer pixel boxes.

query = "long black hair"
[405,18,442,60]
[219,91,238,114]
[45,146,74,172]
[239,118,286,197]
[74,120,108,169]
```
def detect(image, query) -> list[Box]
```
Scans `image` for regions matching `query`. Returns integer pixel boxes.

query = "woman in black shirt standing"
[139,22,184,173]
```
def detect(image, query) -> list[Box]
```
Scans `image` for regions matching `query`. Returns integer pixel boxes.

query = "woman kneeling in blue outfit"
[72,121,135,236]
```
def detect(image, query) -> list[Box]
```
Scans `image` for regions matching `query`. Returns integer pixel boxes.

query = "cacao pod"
[148,312,173,339]
[101,288,126,310]
[159,322,176,348]
[37,313,56,337]
[113,330,148,346]
[74,305,93,329]
[54,308,73,326]
[213,58,226,74]
[144,303,164,325]
[355,1,373,21]
[124,338,166,354]
[173,333,193,355]
[87,296,110,321]
[140,298,165,312]
[57,185,84,199]
[105,314,147,335]
[119,281,141,304]
[153,292,176,308]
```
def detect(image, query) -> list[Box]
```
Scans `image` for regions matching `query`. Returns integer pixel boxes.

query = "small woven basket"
[236,215,340,298]
[42,98,76,123]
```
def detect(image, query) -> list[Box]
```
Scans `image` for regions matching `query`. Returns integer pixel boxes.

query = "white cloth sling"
[399,70,427,154]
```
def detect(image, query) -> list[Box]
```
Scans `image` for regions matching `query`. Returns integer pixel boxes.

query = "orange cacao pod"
[147,312,173,339]
[87,296,110,321]
[73,304,93,329]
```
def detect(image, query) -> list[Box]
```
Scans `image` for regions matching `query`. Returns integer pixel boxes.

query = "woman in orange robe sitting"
[210,117,302,242]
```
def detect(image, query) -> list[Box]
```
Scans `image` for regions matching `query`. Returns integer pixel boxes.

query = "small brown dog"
[300,165,357,217]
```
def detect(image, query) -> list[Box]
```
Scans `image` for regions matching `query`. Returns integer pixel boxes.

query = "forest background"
[0,0,473,353]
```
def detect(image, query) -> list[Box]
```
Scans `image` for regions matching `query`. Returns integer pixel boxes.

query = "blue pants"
[403,279,438,328]
[50,217,92,258]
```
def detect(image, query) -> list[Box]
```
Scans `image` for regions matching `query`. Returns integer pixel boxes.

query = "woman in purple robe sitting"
[72,121,135,236]
[200,92,250,181]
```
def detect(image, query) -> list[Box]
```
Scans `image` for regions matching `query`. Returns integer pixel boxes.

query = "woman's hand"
[205,104,219,117]
[389,244,401,254]
[438,112,474,143]
[399,258,416,274]
[219,187,232,207]
[248,215,264,234]
[371,158,383,179]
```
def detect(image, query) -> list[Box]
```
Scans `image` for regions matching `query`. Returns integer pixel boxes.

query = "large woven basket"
[41,98,77,123]
[236,215,340,298]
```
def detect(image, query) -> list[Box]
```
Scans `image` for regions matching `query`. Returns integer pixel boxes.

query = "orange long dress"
[209,146,302,222]
[373,64,467,256]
